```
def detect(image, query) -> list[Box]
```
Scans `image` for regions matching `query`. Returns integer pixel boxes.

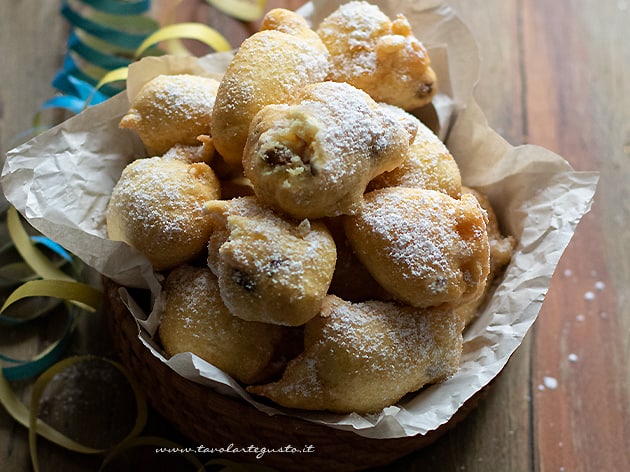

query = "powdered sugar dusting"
[297,82,404,179]
[263,296,464,411]
[143,74,218,125]
[109,157,214,241]
[357,189,483,291]
[317,1,389,78]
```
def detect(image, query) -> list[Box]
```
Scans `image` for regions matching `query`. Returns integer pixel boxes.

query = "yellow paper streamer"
[135,23,232,57]
[27,356,149,472]
[94,67,130,94]
[0,279,102,315]
[207,0,267,22]
[5,206,102,314]
[6,207,74,282]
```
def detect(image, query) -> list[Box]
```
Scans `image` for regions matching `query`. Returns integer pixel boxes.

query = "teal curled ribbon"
[66,31,133,72]
[0,235,80,380]
[52,53,123,99]
[60,0,156,50]
[0,311,75,381]
[38,0,157,119]
[77,0,151,16]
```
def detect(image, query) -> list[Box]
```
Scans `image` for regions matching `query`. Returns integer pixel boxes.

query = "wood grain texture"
[0,2,66,156]
[518,1,630,471]
[1,0,628,471]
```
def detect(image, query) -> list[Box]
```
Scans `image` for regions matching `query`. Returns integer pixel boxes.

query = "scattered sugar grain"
[568,353,579,363]
[594,281,605,291]
[563,268,573,277]
[584,291,595,301]
[576,313,585,322]
[543,376,558,390]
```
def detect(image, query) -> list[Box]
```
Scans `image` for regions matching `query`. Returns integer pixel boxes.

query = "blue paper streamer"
[67,31,133,70]
[53,54,123,98]
[36,0,158,115]
[0,311,75,380]
[30,237,74,264]
[79,0,151,15]
[61,1,155,50]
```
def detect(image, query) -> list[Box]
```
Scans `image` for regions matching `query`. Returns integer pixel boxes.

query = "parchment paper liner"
[1,0,599,440]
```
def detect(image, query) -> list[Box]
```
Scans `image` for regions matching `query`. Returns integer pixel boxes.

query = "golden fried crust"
[247,295,465,413]
[205,197,337,326]
[260,8,316,36]
[243,81,415,219]
[106,155,220,271]
[317,1,437,110]
[211,11,330,167]
[159,265,294,384]
[119,74,220,155]
[369,105,462,198]
[456,187,516,325]
[343,187,490,308]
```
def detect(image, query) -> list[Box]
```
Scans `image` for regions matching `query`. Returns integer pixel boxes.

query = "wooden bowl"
[103,278,485,471]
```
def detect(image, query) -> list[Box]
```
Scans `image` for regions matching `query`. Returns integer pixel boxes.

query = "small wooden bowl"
[103,278,485,471]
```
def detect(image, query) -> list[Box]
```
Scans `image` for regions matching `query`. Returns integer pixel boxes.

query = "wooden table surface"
[1,1,628,471]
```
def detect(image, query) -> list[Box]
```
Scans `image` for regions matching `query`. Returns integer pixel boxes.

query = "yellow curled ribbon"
[32,356,148,471]
[4,206,102,314]
[135,22,232,57]
[0,356,148,472]
[91,22,233,103]
[207,0,267,22]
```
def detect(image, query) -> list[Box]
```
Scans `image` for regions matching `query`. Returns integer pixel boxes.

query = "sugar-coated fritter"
[317,1,437,110]
[343,187,490,308]
[211,9,330,167]
[456,187,516,324]
[369,104,461,198]
[106,146,220,271]
[205,197,336,326]
[243,81,415,219]
[159,265,297,384]
[119,74,220,155]
[248,295,464,413]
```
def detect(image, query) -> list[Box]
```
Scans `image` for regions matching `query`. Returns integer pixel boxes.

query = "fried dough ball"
[159,265,297,384]
[248,295,464,413]
[343,187,490,308]
[259,7,314,35]
[205,197,336,326]
[211,9,330,167]
[369,105,462,198]
[317,1,437,110]
[119,74,220,155]
[243,81,416,219]
[456,187,516,324]
[106,150,220,271]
